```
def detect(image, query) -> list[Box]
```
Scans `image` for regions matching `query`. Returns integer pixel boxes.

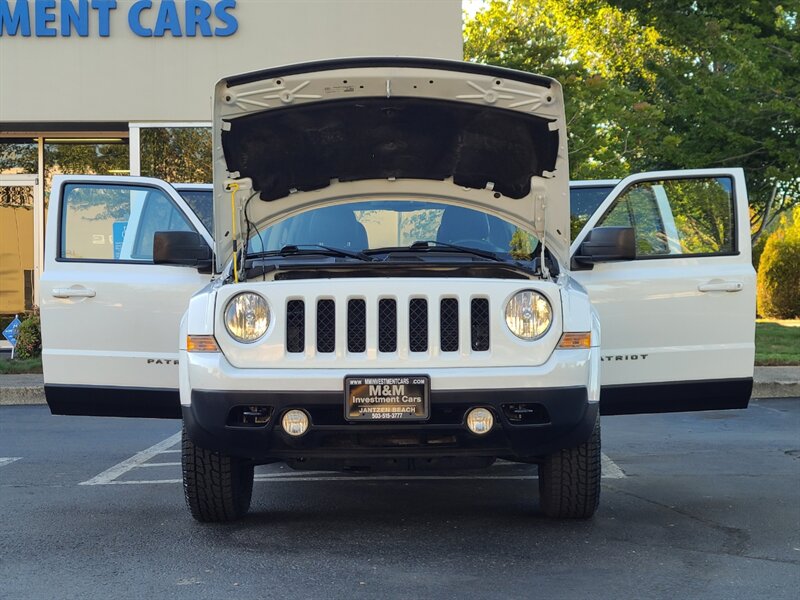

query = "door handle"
[52,287,96,298]
[698,281,743,293]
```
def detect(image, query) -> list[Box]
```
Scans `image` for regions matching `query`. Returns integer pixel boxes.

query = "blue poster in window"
[113,222,128,259]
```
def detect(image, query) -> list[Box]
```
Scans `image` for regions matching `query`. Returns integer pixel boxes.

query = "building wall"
[0,0,463,123]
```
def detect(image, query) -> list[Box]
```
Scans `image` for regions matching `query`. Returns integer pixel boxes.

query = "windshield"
[247,201,539,259]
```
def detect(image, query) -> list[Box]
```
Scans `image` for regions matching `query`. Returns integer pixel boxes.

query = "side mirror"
[153,231,212,272]
[574,226,636,265]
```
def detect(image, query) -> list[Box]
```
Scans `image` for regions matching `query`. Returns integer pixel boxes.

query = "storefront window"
[140,127,211,183]
[0,140,37,175]
[1,141,38,314]
[44,139,129,197]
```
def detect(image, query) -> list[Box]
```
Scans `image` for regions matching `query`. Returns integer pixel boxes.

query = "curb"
[751,382,800,399]
[1,383,798,407]
[1,387,46,406]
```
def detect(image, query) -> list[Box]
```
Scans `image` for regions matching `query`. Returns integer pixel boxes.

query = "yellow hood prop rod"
[229,182,240,283]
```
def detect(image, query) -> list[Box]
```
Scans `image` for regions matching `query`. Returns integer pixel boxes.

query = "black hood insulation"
[221,97,559,202]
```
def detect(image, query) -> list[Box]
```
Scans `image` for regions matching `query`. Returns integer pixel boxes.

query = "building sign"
[0,0,237,37]
[0,0,462,122]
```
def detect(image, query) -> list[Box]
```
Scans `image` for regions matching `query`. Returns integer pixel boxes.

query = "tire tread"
[182,427,253,522]
[538,416,601,519]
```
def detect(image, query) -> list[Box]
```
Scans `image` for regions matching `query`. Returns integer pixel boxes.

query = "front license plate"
[345,375,430,421]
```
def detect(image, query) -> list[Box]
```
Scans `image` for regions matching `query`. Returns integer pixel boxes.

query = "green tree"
[464,0,799,238]
[464,0,668,180]
[606,0,800,241]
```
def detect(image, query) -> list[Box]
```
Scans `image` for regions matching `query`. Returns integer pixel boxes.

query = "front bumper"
[183,386,597,463]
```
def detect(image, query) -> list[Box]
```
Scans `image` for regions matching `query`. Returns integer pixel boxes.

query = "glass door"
[0,175,40,316]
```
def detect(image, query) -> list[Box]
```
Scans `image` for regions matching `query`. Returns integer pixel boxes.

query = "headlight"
[505,290,552,340]
[224,292,270,343]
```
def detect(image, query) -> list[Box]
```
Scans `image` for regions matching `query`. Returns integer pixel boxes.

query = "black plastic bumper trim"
[44,385,181,419]
[600,377,752,416]
[183,386,596,461]
[42,377,753,423]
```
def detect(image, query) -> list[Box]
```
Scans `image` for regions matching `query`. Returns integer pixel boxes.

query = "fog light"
[466,407,494,435]
[281,409,310,437]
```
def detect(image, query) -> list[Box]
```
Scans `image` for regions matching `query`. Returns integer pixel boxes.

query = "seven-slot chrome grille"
[284,296,491,355]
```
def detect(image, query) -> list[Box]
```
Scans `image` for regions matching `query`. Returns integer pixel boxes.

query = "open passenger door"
[570,169,755,415]
[40,176,213,418]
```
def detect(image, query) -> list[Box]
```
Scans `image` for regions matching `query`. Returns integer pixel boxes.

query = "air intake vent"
[347,299,366,353]
[440,298,459,352]
[286,300,305,353]
[408,299,428,352]
[316,299,335,353]
[378,299,397,353]
[470,298,490,351]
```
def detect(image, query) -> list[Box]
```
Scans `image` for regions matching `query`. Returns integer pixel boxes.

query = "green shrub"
[757,218,800,319]
[14,313,41,360]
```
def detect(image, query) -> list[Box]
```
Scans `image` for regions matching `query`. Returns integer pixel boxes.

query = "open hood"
[213,58,570,273]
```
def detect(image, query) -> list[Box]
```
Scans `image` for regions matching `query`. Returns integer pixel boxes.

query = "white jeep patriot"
[40,58,755,522]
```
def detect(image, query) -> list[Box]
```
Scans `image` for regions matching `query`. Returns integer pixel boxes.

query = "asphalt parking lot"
[2,400,799,599]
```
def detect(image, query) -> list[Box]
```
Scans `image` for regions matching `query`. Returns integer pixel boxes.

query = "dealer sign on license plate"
[345,376,430,421]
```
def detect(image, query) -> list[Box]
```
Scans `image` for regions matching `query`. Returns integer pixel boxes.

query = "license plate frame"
[344,375,430,422]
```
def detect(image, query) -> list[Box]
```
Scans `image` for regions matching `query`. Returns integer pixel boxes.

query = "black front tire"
[181,426,254,522]
[538,416,601,519]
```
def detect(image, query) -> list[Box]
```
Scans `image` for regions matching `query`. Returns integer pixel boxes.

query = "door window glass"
[60,184,195,262]
[596,177,735,256]
[569,185,615,240]
[175,188,213,232]
[131,192,193,259]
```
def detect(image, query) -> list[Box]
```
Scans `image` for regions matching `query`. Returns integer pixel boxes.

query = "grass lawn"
[0,356,42,374]
[755,319,800,366]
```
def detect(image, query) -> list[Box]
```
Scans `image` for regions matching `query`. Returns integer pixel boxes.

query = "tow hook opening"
[502,403,550,425]
[226,405,274,427]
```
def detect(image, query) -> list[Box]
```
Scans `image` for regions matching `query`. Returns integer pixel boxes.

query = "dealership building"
[0,0,462,316]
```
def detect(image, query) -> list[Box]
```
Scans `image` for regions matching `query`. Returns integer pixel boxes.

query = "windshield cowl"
[242,258,542,282]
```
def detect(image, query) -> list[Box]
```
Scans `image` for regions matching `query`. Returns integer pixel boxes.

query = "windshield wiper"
[365,240,505,262]
[248,244,372,262]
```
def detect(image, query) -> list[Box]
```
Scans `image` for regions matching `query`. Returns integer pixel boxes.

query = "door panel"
[41,176,213,418]
[570,169,755,415]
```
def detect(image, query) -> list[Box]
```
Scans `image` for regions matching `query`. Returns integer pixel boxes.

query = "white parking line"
[80,430,626,485]
[80,432,181,486]
[601,454,626,479]
[102,479,182,485]
[0,457,22,468]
